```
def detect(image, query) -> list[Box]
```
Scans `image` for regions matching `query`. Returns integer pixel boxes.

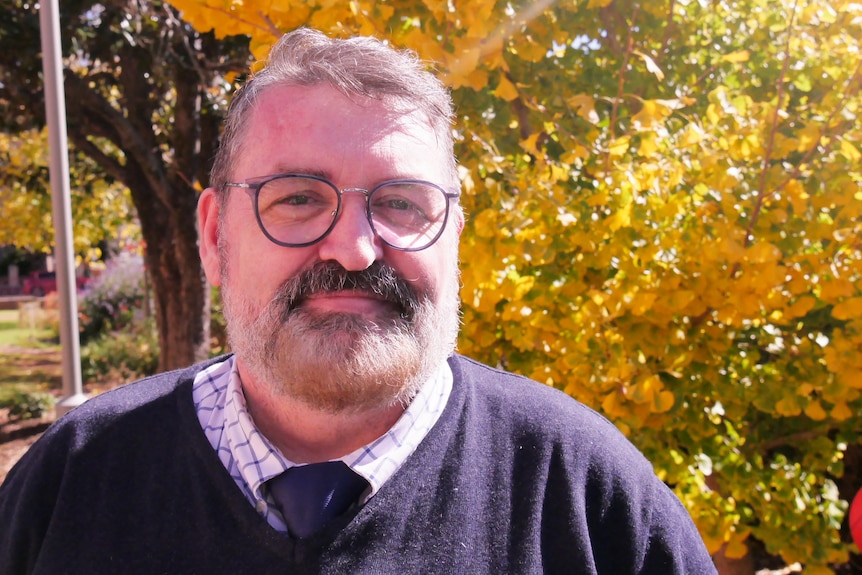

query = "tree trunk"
[0,2,246,371]
[137,185,209,373]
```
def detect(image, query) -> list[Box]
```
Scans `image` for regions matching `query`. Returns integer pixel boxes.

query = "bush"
[78,254,146,344]
[80,317,159,384]
[209,285,229,357]
[0,390,55,420]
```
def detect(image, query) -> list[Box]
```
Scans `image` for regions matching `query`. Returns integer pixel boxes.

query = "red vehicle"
[21,271,90,297]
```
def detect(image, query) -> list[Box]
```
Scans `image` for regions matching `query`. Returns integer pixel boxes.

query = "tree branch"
[605,4,639,173]
[744,0,800,249]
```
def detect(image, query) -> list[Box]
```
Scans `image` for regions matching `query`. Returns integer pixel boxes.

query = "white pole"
[39,0,87,416]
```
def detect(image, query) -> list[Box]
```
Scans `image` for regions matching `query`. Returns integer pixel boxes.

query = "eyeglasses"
[223,174,460,252]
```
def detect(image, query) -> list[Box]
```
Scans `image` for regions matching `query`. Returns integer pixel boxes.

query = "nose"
[315,192,384,271]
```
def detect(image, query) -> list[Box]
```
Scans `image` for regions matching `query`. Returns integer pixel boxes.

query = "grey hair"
[210,28,458,197]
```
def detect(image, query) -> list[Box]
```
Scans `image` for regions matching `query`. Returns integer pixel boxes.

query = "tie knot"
[268,461,368,538]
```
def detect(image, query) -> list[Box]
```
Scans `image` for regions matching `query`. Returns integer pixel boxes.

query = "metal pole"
[39,0,87,416]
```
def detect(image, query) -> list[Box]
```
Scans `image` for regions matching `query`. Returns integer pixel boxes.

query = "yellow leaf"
[509,273,536,300]
[706,103,721,126]
[840,139,862,162]
[494,75,519,101]
[515,37,549,63]
[633,50,664,81]
[653,390,675,413]
[721,50,751,63]
[831,402,852,421]
[601,390,626,418]
[682,123,705,146]
[629,291,657,316]
[724,535,749,559]
[567,94,600,124]
[637,133,658,156]
[833,297,862,320]
[632,100,668,129]
[720,236,746,263]
[804,401,827,421]
[666,290,696,313]
[606,203,632,231]
[746,242,782,264]
[776,396,801,416]
[521,133,541,155]
[608,136,630,158]
[629,374,663,405]
[797,122,821,153]
[821,279,855,301]
[473,209,498,238]
[785,296,816,319]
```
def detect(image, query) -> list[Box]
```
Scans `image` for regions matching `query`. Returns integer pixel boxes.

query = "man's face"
[198,84,462,413]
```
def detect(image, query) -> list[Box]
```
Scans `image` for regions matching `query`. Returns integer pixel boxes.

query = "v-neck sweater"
[0,354,716,574]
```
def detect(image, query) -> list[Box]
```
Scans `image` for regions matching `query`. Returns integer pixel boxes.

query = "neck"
[237,360,406,463]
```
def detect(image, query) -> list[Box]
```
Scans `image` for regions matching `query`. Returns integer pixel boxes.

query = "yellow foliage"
[832,297,862,320]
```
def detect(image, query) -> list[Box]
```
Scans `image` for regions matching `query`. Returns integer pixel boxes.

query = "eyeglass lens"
[256,176,450,250]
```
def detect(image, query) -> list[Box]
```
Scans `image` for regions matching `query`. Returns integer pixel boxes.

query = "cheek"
[394,247,458,301]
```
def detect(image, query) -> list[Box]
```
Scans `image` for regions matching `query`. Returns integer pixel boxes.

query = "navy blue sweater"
[0,355,716,574]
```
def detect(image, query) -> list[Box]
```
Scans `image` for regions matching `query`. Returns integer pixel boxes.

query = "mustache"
[271,261,420,320]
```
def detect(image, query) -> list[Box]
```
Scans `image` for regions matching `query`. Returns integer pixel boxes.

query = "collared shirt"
[192,355,452,532]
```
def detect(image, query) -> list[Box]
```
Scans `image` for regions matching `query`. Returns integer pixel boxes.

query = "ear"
[198,187,223,287]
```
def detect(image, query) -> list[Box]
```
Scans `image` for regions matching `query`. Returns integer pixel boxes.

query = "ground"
[0,344,60,483]
[0,343,117,484]
[0,408,50,483]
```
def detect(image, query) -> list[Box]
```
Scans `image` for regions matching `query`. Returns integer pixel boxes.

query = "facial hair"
[220,259,461,413]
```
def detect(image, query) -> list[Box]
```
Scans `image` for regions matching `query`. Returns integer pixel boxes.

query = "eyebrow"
[267,165,331,180]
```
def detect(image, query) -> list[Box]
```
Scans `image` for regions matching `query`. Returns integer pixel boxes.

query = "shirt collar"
[198,354,452,509]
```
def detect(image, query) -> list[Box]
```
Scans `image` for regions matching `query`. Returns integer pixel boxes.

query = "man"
[0,28,716,574]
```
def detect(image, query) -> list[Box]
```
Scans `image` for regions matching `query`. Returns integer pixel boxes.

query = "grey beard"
[222,261,460,413]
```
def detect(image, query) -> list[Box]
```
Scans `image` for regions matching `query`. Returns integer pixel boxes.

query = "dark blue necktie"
[268,461,368,538]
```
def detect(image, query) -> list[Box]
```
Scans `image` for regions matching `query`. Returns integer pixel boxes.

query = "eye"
[279,193,315,206]
[382,198,416,211]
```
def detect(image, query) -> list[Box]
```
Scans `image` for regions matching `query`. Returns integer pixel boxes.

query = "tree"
[0,0,251,371]
[0,127,139,259]
[167,0,862,571]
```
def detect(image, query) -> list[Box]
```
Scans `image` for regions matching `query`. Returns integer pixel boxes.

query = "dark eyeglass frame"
[222,173,461,252]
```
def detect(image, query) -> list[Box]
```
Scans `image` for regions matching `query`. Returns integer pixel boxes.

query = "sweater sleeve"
[451,355,716,574]
[577,446,714,574]
[0,418,75,574]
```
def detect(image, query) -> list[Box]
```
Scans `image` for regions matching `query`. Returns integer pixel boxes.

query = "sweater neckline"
[173,355,469,559]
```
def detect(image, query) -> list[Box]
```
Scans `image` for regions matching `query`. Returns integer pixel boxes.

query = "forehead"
[235,84,446,183]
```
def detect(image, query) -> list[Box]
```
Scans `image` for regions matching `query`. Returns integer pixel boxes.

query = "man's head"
[209,28,459,197]
[198,29,463,414]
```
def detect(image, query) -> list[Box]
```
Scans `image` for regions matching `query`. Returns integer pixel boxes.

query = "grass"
[0,308,62,401]
[0,309,56,347]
